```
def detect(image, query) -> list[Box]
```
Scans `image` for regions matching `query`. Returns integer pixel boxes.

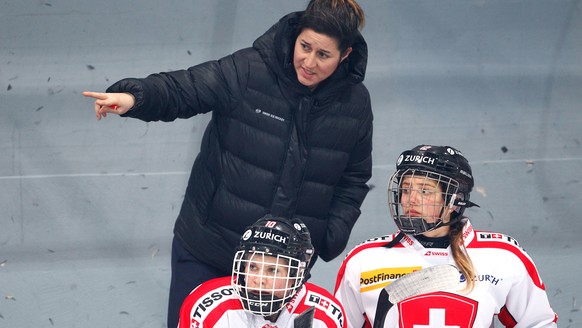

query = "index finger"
[82,91,108,100]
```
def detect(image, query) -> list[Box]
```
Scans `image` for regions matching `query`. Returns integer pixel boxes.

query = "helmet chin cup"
[238,284,288,317]
[395,215,444,236]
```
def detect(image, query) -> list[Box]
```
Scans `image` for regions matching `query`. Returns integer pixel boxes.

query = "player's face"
[244,253,292,298]
[293,28,351,90]
[399,175,449,223]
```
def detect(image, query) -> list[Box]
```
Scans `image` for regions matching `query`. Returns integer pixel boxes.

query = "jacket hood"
[252,11,368,97]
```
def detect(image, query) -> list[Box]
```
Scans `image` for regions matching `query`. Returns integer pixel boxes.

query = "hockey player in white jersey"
[179,215,346,327]
[334,145,558,328]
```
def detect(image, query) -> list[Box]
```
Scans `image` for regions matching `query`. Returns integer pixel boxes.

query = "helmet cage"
[388,168,461,235]
[232,249,306,316]
[230,216,314,317]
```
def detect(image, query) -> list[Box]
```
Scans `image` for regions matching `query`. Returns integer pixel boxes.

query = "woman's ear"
[340,47,353,62]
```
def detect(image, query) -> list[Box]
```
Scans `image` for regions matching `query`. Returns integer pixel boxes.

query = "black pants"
[167,236,230,328]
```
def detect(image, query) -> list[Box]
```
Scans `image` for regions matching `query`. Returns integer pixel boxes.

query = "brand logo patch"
[476,233,520,247]
[360,267,422,292]
[256,108,285,122]
[191,286,236,319]
[306,292,343,327]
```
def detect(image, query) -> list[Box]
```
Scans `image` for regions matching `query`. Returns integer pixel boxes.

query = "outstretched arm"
[82,91,135,120]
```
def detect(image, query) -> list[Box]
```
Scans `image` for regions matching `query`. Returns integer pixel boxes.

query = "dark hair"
[298,0,365,54]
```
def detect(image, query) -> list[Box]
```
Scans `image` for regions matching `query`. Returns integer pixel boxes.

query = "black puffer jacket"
[107,12,373,273]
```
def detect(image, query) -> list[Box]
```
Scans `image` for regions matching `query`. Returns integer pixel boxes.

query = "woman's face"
[244,253,291,298]
[293,28,351,90]
[400,175,453,237]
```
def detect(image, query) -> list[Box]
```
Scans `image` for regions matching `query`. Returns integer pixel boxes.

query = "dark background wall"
[1,1,580,327]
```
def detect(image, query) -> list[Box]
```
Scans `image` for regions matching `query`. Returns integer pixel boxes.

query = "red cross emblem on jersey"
[319,298,330,309]
[397,291,478,328]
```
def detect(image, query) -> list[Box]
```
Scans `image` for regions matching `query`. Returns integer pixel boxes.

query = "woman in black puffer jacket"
[83,1,372,326]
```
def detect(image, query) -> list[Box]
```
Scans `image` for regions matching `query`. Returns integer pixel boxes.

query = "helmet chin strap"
[450,193,480,209]
[436,193,480,229]
[432,195,461,230]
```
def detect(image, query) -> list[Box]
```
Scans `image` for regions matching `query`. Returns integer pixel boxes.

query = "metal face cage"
[388,169,460,235]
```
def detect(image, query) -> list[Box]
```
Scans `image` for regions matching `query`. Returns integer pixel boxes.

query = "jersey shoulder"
[469,230,546,289]
[345,234,400,259]
[179,277,241,328]
[333,234,401,293]
[470,230,526,253]
[187,276,233,297]
[302,283,345,328]
[303,282,343,307]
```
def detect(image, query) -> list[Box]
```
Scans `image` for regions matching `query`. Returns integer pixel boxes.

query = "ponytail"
[449,219,476,293]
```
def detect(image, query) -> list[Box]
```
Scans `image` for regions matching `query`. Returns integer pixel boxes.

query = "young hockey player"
[334,145,558,327]
[179,215,346,327]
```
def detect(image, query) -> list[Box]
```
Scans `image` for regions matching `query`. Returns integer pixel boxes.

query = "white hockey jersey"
[179,277,346,328]
[334,220,558,328]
